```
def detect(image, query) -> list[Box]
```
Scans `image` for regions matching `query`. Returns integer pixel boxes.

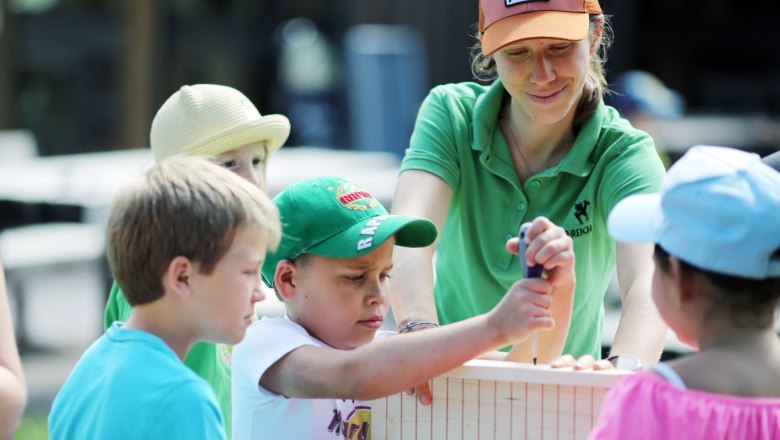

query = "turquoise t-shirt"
[104,282,233,437]
[400,80,665,358]
[49,323,225,440]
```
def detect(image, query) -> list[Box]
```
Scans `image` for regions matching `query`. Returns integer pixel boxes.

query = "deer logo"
[574,200,590,225]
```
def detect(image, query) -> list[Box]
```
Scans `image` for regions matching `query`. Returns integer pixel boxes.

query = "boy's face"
[191,226,268,344]
[288,238,394,350]
[212,141,268,191]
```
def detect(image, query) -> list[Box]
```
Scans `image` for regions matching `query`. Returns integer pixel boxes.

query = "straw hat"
[150,84,290,161]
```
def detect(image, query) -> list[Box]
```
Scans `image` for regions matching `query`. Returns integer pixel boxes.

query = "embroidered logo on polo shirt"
[567,199,593,238]
[336,182,379,211]
[574,200,591,225]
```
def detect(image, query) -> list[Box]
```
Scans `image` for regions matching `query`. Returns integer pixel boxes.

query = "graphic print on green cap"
[262,176,438,288]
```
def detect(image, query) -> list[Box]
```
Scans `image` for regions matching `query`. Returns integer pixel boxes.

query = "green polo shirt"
[104,283,233,437]
[400,80,664,358]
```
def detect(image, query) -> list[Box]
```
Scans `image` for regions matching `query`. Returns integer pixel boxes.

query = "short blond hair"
[106,156,280,306]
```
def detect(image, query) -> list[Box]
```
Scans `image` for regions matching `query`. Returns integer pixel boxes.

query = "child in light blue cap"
[591,145,780,439]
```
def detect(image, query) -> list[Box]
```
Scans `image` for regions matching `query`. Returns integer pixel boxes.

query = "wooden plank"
[494,381,512,439]
[526,383,543,438]
[541,384,559,439]
[373,389,388,439]
[401,390,417,439]
[446,377,463,438]
[383,391,401,440]
[557,385,576,439]
[510,380,527,439]
[573,386,593,439]
[431,376,448,440]
[416,382,433,440]
[462,379,479,438]
[478,379,496,439]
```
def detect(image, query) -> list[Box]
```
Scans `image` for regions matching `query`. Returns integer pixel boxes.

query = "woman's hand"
[550,354,615,370]
[506,216,575,289]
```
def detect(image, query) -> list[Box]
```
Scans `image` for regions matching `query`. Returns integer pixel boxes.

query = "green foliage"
[12,413,48,440]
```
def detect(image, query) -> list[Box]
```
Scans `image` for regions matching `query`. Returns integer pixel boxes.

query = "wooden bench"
[0,222,106,349]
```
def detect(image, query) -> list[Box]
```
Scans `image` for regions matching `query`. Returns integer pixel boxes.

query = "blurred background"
[2,0,779,158]
[1,0,779,438]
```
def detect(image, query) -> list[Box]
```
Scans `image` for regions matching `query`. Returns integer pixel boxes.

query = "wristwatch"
[606,354,642,371]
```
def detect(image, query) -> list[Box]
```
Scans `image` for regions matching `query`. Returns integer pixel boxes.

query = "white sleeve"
[232,317,321,399]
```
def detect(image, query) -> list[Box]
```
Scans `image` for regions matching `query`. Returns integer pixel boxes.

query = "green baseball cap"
[262,176,438,288]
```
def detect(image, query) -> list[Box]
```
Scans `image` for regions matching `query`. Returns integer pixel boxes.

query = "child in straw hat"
[103,84,290,437]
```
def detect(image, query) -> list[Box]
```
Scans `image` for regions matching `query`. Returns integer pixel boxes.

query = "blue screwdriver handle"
[519,223,543,278]
[519,222,542,365]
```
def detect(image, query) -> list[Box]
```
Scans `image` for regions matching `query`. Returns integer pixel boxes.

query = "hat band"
[481,0,590,30]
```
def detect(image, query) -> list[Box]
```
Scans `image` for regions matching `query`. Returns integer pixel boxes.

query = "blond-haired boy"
[232,176,574,439]
[50,156,280,439]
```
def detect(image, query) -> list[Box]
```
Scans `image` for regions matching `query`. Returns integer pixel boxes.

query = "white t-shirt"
[232,316,392,439]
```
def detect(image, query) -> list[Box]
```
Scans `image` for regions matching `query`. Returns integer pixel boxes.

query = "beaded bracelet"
[398,321,439,334]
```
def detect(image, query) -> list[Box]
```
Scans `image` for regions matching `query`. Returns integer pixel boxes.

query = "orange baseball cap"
[479,0,602,56]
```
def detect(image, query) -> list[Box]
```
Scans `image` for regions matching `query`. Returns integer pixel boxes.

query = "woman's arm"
[388,170,452,328]
[609,242,667,368]
[0,261,27,439]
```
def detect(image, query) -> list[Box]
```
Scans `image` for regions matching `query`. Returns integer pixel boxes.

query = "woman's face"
[212,141,268,191]
[493,35,595,125]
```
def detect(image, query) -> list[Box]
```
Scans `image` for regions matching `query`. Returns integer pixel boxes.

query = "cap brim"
[482,11,589,56]
[763,151,780,173]
[607,193,663,244]
[308,215,438,258]
[161,114,291,161]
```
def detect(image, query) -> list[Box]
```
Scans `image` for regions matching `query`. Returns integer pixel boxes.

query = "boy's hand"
[405,382,433,406]
[489,277,555,345]
[500,217,576,359]
[506,216,575,289]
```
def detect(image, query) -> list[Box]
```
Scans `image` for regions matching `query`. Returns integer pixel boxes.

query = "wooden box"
[372,359,629,440]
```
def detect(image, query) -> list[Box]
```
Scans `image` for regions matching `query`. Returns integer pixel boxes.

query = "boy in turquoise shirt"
[50,157,280,439]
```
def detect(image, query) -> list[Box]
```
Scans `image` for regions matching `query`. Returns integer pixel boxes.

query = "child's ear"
[274,260,299,301]
[669,257,696,303]
[165,256,195,298]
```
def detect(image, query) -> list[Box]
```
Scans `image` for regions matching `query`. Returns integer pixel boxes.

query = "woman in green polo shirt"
[390,0,667,398]
[103,84,290,437]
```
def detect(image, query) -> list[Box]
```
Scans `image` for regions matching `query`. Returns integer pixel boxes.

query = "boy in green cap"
[231,176,575,439]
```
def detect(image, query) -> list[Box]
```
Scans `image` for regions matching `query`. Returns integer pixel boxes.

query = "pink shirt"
[589,371,780,439]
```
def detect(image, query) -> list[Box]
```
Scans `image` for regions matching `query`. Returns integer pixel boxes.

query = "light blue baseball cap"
[608,145,780,279]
